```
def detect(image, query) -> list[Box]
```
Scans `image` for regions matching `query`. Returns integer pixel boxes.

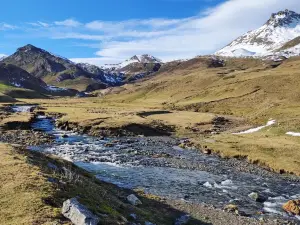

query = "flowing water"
[12,105,300,222]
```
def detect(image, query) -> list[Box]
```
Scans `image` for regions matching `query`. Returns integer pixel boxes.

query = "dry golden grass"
[0,143,58,225]
[0,113,32,126]
[22,98,216,135]
[200,128,300,175]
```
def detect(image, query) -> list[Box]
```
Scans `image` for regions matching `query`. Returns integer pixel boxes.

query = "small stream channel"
[11,105,300,222]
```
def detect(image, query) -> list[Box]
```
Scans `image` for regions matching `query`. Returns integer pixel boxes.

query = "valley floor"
[0,106,287,225]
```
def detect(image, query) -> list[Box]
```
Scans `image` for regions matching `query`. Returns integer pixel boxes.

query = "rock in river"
[248,192,267,203]
[283,199,300,215]
[62,198,99,225]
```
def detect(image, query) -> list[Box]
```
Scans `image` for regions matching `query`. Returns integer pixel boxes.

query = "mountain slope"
[3,45,109,92]
[76,63,124,85]
[0,63,77,96]
[0,63,48,93]
[216,10,300,57]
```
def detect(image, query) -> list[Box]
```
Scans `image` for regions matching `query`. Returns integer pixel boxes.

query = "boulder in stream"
[248,192,267,203]
[283,199,300,215]
[62,198,99,225]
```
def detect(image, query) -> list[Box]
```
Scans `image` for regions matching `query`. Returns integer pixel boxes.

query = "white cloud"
[0,54,7,58]
[27,21,50,27]
[38,21,50,27]
[55,19,81,27]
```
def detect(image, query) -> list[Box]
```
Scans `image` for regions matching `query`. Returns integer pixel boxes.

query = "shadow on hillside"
[137,110,172,117]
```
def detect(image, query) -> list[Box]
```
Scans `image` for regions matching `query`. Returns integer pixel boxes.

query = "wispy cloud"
[0,23,17,30]
[54,19,82,27]
[27,21,50,27]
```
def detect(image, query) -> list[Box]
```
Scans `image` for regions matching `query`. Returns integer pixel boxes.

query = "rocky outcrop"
[62,198,99,225]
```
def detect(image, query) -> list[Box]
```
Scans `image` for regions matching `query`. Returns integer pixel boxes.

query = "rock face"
[127,194,142,206]
[282,199,300,215]
[62,198,99,225]
[216,9,300,57]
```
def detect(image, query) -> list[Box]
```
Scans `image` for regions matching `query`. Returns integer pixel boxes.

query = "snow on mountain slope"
[0,55,6,61]
[216,10,300,57]
[76,62,124,85]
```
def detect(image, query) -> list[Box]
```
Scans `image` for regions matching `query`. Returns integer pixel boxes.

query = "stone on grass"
[145,222,156,225]
[127,194,142,206]
[175,214,190,225]
[62,198,99,225]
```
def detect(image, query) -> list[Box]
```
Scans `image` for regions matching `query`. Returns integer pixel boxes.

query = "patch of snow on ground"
[11,82,22,88]
[233,120,276,134]
[286,131,300,136]
[47,85,67,92]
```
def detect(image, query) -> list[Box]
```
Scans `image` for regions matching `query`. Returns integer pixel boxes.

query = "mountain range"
[216,9,300,57]
[2,45,163,94]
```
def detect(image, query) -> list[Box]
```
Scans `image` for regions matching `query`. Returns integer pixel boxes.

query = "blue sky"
[0,0,300,65]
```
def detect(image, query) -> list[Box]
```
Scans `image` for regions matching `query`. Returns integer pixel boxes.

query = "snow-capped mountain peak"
[215,10,300,58]
[119,54,162,68]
